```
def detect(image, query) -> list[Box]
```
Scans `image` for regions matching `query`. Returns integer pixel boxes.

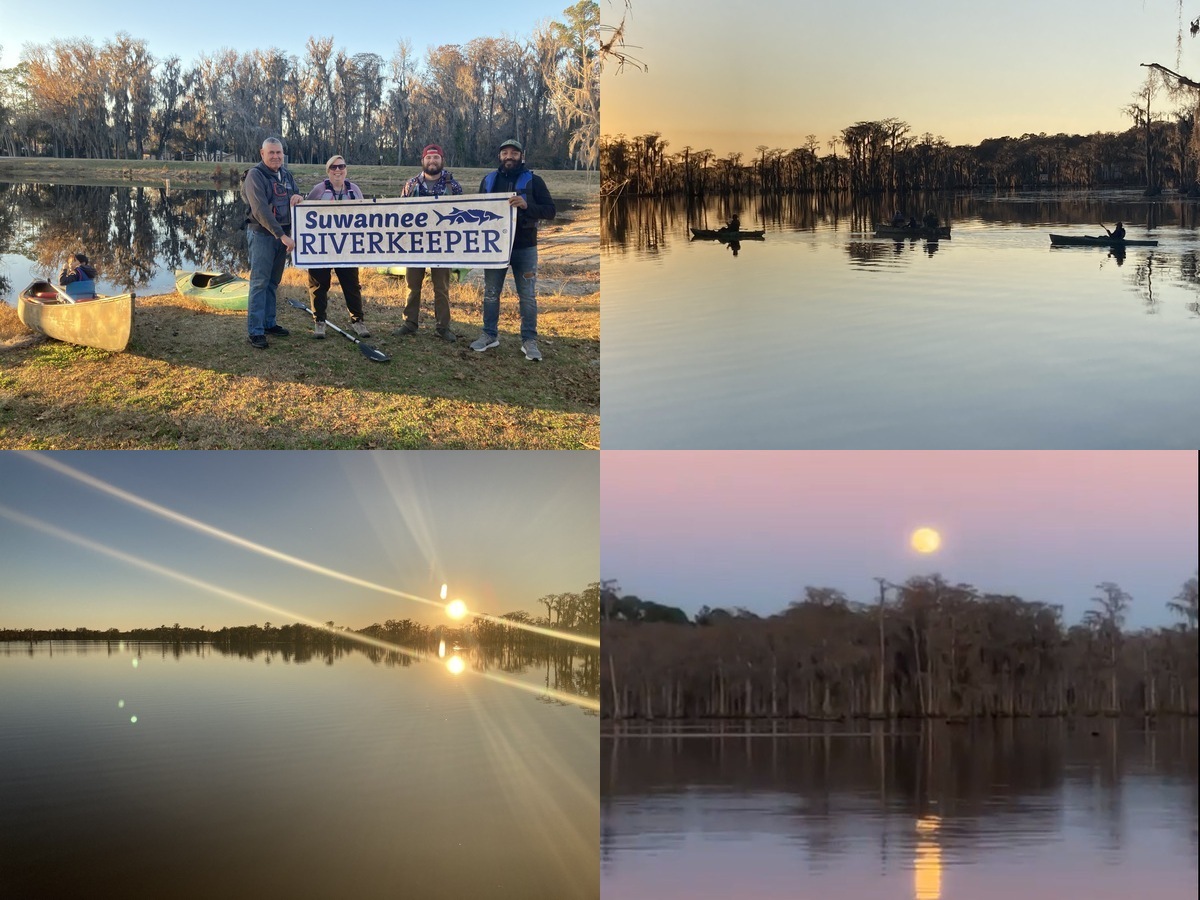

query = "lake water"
[601,191,1200,448]
[0,641,599,899]
[0,181,249,301]
[601,720,1198,900]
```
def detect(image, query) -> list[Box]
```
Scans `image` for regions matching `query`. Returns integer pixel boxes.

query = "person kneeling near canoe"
[1103,221,1126,241]
[59,252,97,300]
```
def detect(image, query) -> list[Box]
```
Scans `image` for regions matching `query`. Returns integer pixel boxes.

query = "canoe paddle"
[286,298,389,362]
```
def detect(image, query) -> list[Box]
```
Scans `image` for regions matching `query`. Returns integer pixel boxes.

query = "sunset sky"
[601,451,1198,627]
[0,0,568,69]
[602,0,1195,155]
[0,451,598,630]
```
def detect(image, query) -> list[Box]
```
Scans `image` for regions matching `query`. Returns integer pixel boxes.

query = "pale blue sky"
[0,0,570,69]
[602,0,1197,154]
[0,451,598,630]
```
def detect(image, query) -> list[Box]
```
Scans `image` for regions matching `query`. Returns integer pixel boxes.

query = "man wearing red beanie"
[395,143,463,342]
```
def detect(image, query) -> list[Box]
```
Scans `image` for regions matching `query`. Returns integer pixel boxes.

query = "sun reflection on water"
[914,814,942,900]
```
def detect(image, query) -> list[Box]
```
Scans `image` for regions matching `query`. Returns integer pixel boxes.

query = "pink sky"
[601,451,1197,627]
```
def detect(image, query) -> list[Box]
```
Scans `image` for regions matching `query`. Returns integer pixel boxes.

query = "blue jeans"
[482,245,537,341]
[247,228,288,336]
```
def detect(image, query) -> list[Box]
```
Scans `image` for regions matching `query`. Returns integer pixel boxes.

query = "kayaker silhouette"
[724,213,740,232]
[1103,221,1127,240]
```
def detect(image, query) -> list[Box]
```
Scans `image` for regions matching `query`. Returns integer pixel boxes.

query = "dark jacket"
[59,264,97,286]
[478,165,555,250]
[243,161,301,237]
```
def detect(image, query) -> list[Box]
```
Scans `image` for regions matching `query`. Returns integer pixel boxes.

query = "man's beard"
[500,157,520,171]
[423,162,443,176]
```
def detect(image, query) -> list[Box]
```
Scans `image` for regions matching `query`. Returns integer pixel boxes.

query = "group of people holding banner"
[241,135,556,362]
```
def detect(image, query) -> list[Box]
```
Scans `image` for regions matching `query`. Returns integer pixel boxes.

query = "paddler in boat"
[58,252,97,300]
[723,212,740,232]
[922,209,940,230]
[890,209,907,227]
[1102,221,1126,241]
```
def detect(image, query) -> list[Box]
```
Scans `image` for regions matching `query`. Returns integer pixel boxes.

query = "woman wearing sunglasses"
[304,155,370,339]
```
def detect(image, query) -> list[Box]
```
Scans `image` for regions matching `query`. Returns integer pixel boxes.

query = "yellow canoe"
[18,280,135,352]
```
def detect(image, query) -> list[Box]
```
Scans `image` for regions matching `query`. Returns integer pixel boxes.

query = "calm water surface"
[601,720,1197,900]
[601,192,1200,448]
[0,641,598,899]
[0,181,251,301]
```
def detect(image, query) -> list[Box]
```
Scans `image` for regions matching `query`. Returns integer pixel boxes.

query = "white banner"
[290,192,517,269]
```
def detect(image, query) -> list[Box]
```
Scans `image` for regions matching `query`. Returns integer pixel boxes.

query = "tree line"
[0,581,600,650]
[601,118,1199,197]
[0,1,598,170]
[601,574,1199,721]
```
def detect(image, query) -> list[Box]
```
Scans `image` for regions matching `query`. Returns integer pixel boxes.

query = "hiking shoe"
[521,339,542,362]
[394,322,418,337]
[313,321,326,339]
[248,334,268,349]
[351,321,371,338]
[471,333,500,352]
[264,325,290,336]
[436,328,459,343]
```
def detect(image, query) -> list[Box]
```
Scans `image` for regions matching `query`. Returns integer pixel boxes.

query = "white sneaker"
[471,334,500,352]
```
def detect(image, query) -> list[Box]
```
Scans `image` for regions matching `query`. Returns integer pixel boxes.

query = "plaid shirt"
[403,170,463,198]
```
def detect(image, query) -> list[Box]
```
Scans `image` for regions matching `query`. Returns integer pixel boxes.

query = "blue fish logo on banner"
[435,208,504,225]
[291,192,517,269]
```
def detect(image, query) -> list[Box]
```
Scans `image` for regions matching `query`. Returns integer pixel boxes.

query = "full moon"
[911,527,941,554]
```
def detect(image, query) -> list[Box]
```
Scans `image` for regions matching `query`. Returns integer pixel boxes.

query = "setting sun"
[446,599,467,619]
[911,527,941,554]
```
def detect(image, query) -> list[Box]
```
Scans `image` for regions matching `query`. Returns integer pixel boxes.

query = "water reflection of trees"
[0,182,250,290]
[604,190,1200,251]
[1130,249,1200,313]
[1,635,599,703]
[601,720,1198,865]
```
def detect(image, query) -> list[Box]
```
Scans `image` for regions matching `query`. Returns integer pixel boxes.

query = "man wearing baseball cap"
[470,137,556,362]
[396,143,463,342]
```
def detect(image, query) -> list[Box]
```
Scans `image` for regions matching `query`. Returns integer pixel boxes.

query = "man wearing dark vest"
[241,137,303,349]
[470,138,556,362]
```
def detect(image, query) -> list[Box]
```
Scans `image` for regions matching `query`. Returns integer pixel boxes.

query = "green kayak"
[175,270,249,310]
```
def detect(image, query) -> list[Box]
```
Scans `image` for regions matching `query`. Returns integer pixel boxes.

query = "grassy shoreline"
[0,165,600,449]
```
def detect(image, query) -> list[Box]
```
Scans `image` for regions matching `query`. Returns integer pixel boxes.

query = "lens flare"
[440,583,448,600]
[446,656,465,675]
[0,497,602,712]
[14,454,598,648]
[446,599,467,619]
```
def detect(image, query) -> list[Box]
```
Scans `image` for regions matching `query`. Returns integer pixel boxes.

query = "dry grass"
[0,200,600,449]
